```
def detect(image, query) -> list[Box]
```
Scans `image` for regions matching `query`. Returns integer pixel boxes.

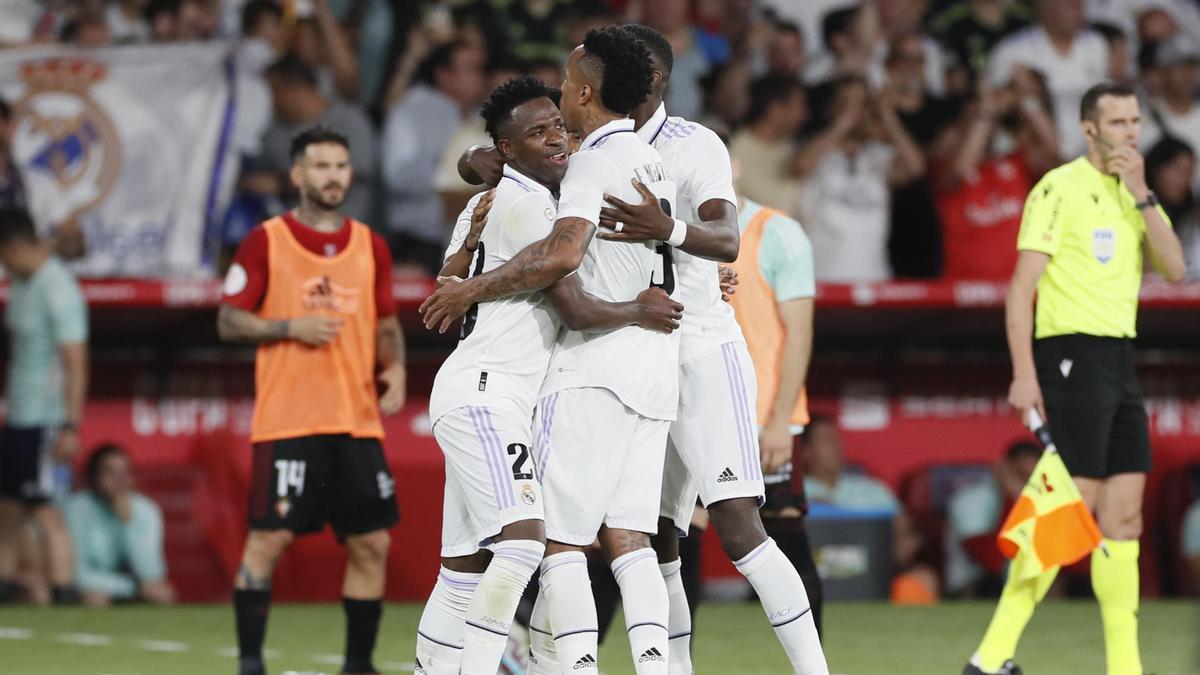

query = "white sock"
[659,558,693,675]
[734,538,829,675]
[415,567,480,675]
[461,539,545,675]
[527,582,560,675]
[540,551,598,673]
[612,548,670,675]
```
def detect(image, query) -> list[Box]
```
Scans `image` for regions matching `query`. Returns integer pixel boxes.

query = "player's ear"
[496,138,513,161]
[288,162,303,191]
[578,82,593,107]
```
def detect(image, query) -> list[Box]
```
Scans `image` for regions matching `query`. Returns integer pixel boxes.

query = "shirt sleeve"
[948,483,1001,539]
[372,232,396,317]
[222,225,269,311]
[502,193,558,254]
[124,495,167,583]
[556,151,611,225]
[1016,172,1066,256]
[760,214,816,302]
[445,191,487,261]
[684,127,738,211]
[47,267,88,345]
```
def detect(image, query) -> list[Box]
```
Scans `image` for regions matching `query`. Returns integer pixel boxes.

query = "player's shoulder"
[1034,157,1088,194]
[660,115,705,142]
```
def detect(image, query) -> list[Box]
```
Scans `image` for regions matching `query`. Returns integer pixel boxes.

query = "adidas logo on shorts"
[638,647,665,663]
[717,467,738,483]
[573,653,597,669]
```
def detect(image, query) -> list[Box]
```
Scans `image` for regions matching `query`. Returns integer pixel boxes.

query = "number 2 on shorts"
[507,443,534,481]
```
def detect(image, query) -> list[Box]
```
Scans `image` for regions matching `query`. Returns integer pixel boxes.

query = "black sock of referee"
[234,589,271,674]
[342,597,382,672]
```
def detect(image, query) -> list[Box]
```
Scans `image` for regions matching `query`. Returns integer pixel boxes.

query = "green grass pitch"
[0,600,1195,674]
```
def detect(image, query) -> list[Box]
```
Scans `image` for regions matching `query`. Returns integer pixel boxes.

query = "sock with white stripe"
[527,582,560,675]
[415,567,480,675]
[734,538,829,675]
[540,551,598,672]
[659,558,693,675]
[460,539,545,675]
[611,548,670,675]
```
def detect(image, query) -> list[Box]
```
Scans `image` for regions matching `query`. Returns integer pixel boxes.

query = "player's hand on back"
[466,189,496,252]
[759,419,792,474]
[598,179,673,243]
[377,362,407,415]
[288,314,344,347]
[719,265,739,302]
[1007,376,1046,425]
[420,277,474,333]
[633,287,684,334]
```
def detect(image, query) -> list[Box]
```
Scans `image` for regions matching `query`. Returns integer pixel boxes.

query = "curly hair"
[580,27,653,116]
[479,74,562,145]
[620,24,673,81]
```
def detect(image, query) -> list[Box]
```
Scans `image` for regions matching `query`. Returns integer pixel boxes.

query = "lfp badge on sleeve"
[1092,228,1115,264]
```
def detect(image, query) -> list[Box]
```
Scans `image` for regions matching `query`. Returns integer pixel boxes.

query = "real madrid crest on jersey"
[10,58,121,225]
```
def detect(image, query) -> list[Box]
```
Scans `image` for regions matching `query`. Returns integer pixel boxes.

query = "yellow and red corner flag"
[996,411,1102,581]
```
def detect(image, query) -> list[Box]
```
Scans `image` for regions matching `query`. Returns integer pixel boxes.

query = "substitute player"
[964,82,1186,675]
[416,75,682,675]
[422,28,679,675]
[219,127,406,675]
[590,24,828,675]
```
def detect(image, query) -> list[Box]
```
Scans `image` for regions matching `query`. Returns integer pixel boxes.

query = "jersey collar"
[636,103,669,144]
[580,117,636,150]
[501,164,554,198]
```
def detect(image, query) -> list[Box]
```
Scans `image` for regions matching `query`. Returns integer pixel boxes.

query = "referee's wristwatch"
[1135,191,1159,211]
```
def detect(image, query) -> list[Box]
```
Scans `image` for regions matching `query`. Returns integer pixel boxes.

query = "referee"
[965,82,1186,675]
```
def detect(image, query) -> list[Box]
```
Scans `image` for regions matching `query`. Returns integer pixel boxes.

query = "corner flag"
[996,410,1102,581]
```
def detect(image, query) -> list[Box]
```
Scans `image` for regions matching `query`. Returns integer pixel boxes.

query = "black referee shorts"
[1034,334,1151,479]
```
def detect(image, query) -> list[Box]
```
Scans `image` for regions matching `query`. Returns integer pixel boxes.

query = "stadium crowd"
[0,0,1199,613]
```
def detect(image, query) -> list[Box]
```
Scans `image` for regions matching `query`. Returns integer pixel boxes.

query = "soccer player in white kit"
[422,28,679,675]
[416,75,683,675]
[594,25,829,675]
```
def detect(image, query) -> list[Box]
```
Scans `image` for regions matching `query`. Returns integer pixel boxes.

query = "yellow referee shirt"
[1016,156,1170,339]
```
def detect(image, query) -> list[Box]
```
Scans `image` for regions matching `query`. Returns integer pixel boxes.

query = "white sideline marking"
[217,645,279,658]
[56,632,114,646]
[138,639,190,652]
[311,653,342,665]
[381,661,417,672]
[0,627,33,639]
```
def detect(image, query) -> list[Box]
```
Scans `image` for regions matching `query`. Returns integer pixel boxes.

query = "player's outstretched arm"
[420,216,595,333]
[217,304,342,347]
[599,181,740,263]
[546,274,683,334]
[440,189,495,279]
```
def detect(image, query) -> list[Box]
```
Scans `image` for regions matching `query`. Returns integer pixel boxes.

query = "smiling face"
[498,96,569,188]
[290,141,353,211]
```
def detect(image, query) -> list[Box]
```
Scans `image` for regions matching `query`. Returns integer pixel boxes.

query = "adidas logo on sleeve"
[573,654,597,669]
[638,647,666,663]
[717,467,738,483]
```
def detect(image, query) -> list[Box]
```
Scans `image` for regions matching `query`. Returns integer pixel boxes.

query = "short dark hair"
[621,24,674,81]
[85,443,128,492]
[144,0,181,23]
[0,208,38,247]
[266,55,318,88]
[1005,440,1042,463]
[1146,135,1197,184]
[289,125,349,162]
[1080,81,1137,121]
[416,41,465,87]
[241,0,282,36]
[480,75,562,145]
[579,27,654,116]
[746,73,803,124]
[773,19,803,39]
[822,7,858,52]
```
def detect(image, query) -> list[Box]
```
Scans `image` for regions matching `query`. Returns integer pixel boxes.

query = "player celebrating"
[592,24,828,675]
[219,127,406,675]
[422,27,678,675]
[416,75,682,675]
[965,82,1186,675]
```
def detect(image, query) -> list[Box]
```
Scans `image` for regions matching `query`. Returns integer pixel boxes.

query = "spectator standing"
[795,76,926,282]
[1144,137,1200,279]
[106,0,150,43]
[927,0,1034,80]
[247,57,377,225]
[289,0,362,102]
[638,0,712,121]
[382,40,485,272]
[64,444,174,606]
[988,0,1110,157]
[0,208,88,606]
[1143,36,1200,191]
[145,0,207,42]
[767,20,807,78]
[729,74,807,218]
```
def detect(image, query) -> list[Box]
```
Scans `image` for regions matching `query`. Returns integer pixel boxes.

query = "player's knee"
[496,518,546,545]
[348,530,391,566]
[1099,507,1142,540]
[708,498,767,560]
[599,528,650,560]
[651,523,679,564]
[248,529,294,560]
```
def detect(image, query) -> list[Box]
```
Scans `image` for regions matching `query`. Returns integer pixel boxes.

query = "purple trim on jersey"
[720,344,755,480]
[725,345,762,480]
[660,120,698,140]
[480,407,515,509]
[585,128,634,149]
[535,393,559,483]
[733,538,771,570]
[467,406,509,510]
[501,168,538,194]
[648,115,669,145]
[611,548,656,578]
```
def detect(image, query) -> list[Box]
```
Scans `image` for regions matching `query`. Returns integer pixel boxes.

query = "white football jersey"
[540,118,680,421]
[636,103,744,363]
[428,165,561,423]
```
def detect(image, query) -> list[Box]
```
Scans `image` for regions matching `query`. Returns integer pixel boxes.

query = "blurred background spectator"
[1184,498,1200,590]
[65,443,173,606]
[804,416,899,512]
[730,74,807,220]
[1145,136,1200,279]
